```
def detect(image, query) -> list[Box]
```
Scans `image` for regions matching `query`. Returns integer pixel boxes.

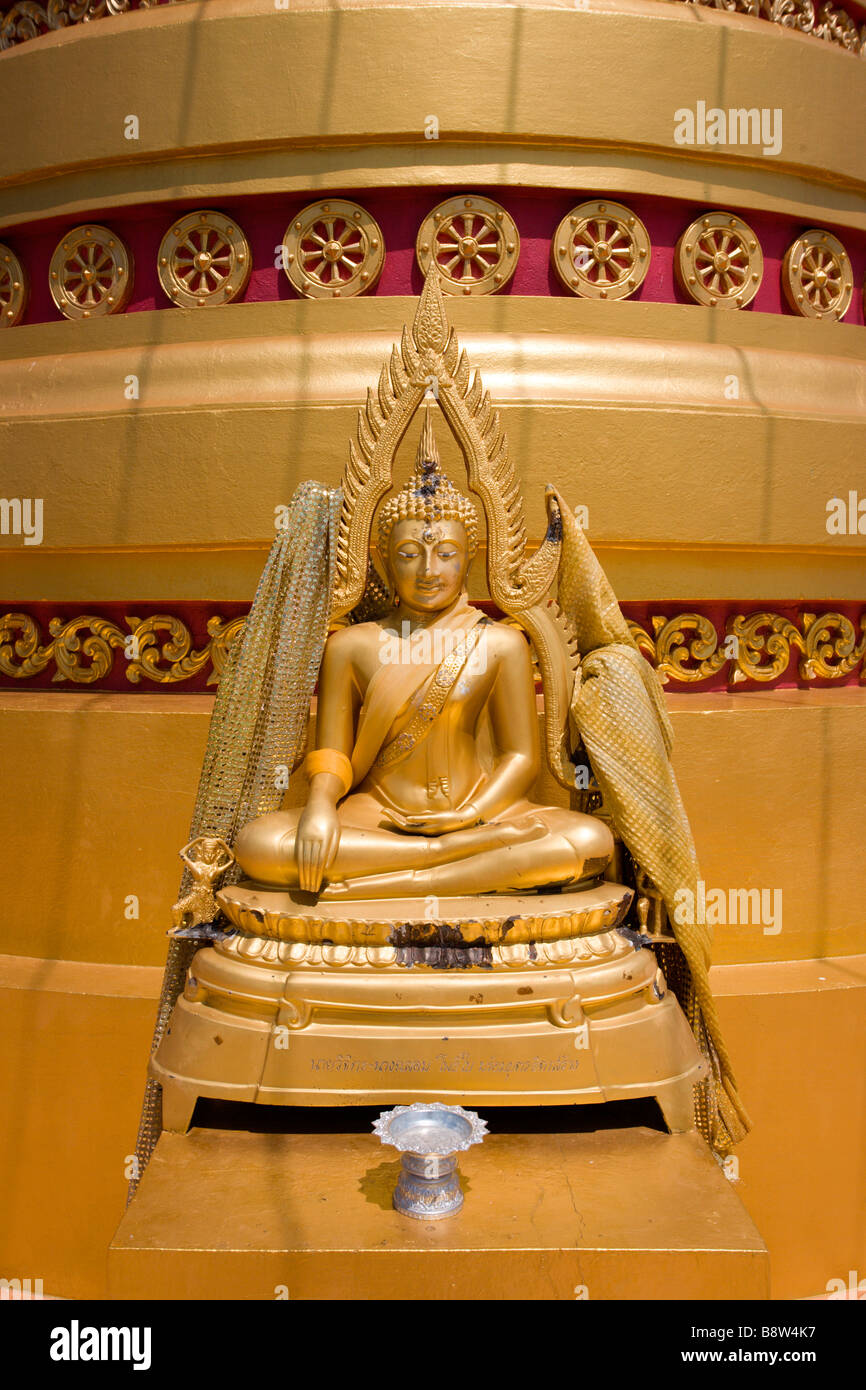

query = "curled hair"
[378,466,479,558]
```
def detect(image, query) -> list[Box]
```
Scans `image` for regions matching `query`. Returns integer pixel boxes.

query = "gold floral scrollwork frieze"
[807,0,865,50]
[730,612,866,683]
[0,612,127,683]
[800,611,866,681]
[1,1,179,52]
[1,0,862,55]
[681,0,866,56]
[650,613,729,685]
[50,614,127,683]
[0,612,55,680]
[729,613,804,683]
[1,610,861,689]
[629,611,866,685]
[207,615,247,685]
[0,612,245,685]
[122,614,212,684]
[627,621,658,665]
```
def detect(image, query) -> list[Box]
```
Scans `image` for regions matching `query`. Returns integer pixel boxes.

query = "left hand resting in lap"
[386,806,483,835]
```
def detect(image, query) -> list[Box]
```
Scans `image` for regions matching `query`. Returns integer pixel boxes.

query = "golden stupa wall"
[1,0,865,1298]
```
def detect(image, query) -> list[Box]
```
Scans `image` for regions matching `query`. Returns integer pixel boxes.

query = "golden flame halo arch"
[330,269,580,791]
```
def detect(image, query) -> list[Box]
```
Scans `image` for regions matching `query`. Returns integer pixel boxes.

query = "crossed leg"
[233,795,613,898]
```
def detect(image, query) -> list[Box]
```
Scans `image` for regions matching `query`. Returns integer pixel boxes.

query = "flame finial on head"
[377,407,479,557]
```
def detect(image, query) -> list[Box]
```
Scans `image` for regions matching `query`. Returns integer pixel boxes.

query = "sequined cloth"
[128,482,342,1198]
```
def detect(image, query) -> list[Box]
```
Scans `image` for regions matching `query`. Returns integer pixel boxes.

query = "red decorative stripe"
[4,188,866,327]
[1,600,864,693]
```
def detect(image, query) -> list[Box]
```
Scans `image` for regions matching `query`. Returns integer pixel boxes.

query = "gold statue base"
[110,1126,769,1300]
[152,882,707,1134]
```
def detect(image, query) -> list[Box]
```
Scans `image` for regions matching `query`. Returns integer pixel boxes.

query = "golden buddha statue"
[137,272,748,1186]
[233,414,613,902]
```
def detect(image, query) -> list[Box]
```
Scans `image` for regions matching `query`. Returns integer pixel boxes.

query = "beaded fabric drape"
[128,481,342,1198]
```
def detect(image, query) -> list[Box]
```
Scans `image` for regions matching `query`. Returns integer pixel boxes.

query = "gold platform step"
[110,1125,769,1300]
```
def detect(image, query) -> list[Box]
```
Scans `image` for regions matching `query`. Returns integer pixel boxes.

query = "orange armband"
[304,748,354,798]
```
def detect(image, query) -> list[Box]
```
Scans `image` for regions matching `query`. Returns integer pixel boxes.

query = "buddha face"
[387,517,470,614]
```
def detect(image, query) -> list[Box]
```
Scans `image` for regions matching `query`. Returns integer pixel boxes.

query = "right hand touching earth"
[295,797,340,893]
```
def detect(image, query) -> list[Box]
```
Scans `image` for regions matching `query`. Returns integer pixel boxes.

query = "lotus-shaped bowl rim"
[372,1101,488,1155]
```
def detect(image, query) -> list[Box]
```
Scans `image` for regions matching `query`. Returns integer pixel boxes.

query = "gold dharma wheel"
[552,200,651,300]
[782,229,853,321]
[675,212,763,309]
[48,225,133,320]
[158,211,251,309]
[282,200,385,299]
[416,195,519,295]
[0,243,27,327]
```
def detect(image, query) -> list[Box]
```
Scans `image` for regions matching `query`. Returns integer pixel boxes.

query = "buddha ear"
[461,538,475,580]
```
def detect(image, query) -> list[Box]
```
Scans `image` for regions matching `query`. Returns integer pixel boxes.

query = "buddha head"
[378,410,479,615]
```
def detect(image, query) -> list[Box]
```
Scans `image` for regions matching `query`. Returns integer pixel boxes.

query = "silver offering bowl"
[372,1102,488,1220]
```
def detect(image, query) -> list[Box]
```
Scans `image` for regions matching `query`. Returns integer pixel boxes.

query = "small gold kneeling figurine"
[169,835,235,934]
[235,425,612,900]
